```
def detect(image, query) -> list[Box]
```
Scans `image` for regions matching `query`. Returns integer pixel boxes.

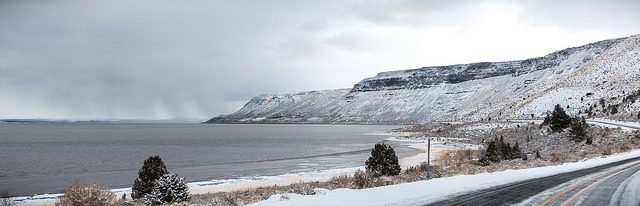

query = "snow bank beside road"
[588,119,640,131]
[253,149,640,206]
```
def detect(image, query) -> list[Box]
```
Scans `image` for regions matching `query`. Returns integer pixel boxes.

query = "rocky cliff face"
[350,39,620,92]
[206,35,640,124]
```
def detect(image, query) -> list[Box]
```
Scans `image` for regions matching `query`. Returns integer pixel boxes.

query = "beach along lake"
[0,124,418,196]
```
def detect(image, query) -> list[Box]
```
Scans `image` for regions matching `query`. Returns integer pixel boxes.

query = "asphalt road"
[424,157,640,206]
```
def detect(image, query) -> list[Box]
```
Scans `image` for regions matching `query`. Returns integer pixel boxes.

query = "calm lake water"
[0,124,413,196]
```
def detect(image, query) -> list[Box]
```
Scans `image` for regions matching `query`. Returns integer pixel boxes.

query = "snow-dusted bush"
[365,143,401,177]
[353,169,373,189]
[56,181,115,206]
[132,156,168,199]
[143,173,190,205]
[1,191,14,206]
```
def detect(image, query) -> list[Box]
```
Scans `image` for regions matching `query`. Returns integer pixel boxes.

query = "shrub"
[56,181,115,206]
[570,118,589,142]
[353,169,373,189]
[144,173,190,205]
[535,150,542,159]
[365,143,401,177]
[610,106,619,114]
[1,191,13,206]
[132,156,168,199]
[437,149,476,166]
[550,152,567,162]
[329,174,352,188]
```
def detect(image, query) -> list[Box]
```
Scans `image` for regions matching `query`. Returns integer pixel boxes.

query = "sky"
[1,0,639,120]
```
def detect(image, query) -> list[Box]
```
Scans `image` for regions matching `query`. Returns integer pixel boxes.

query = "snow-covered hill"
[206,35,640,124]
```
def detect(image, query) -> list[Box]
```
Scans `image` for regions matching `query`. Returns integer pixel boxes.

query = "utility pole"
[427,137,431,179]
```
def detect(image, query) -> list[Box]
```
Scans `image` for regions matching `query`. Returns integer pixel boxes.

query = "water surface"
[0,124,412,196]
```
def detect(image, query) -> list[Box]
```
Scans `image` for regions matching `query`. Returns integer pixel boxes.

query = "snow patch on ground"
[253,149,640,206]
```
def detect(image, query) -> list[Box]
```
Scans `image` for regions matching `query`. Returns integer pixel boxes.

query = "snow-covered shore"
[253,149,640,206]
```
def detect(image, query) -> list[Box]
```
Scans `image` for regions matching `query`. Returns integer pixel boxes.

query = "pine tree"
[512,142,522,160]
[497,136,505,160]
[486,141,501,162]
[132,156,168,199]
[502,143,512,160]
[365,143,401,177]
[143,173,190,205]
[549,104,572,132]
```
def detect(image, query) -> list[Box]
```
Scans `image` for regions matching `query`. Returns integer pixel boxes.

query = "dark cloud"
[0,0,352,120]
[0,0,637,120]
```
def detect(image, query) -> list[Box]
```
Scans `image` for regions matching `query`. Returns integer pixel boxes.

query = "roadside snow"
[253,149,640,206]
[588,119,640,131]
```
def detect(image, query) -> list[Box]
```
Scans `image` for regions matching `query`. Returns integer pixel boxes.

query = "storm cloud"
[1,0,638,120]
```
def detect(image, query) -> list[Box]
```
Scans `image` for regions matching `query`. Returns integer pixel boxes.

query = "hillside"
[206,35,640,124]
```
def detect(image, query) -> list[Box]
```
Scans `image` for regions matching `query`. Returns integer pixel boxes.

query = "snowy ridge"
[206,35,640,124]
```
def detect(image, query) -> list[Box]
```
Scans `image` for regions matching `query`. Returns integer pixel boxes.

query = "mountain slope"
[206,35,640,124]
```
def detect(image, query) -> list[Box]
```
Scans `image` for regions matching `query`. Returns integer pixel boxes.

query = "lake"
[0,124,413,196]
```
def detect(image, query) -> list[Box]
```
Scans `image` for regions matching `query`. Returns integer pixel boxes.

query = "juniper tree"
[365,143,401,177]
[485,141,501,162]
[502,143,512,160]
[496,136,505,159]
[512,142,522,160]
[570,118,588,142]
[144,173,190,206]
[132,156,168,199]
[549,104,572,132]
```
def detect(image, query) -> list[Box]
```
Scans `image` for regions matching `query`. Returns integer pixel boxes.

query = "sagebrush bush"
[56,181,115,206]
[365,143,401,177]
[132,156,168,199]
[1,191,13,206]
[144,173,190,205]
[353,169,373,189]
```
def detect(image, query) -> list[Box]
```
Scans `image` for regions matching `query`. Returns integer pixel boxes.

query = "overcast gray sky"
[1,0,638,120]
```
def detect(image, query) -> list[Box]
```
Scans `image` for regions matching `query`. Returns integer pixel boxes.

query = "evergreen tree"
[610,106,618,114]
[365,143,401,177]
[512,142,522,160]
[143,173,190,205]
[570,118,588,142]
[549,104,572,132]
[132,156,168,199]
[496,136,505,160]
[485,141,501,162]
[535,150,542,159]
[502,143,512,160]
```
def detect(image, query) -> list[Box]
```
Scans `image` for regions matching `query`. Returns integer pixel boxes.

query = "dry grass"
[435,149,479,167]
[175,164,443,206]
[56,181,118,206]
